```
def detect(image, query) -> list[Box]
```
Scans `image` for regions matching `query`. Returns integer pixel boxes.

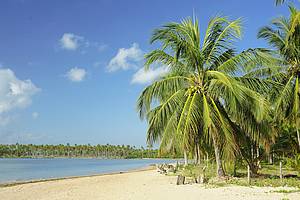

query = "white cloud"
[0,69,40,114]
[60,33,84,50]
[131,66,169,84]
[32,112,39,119]
[107,43,143,72]
[66,67,87,82]
[59,33,107,53]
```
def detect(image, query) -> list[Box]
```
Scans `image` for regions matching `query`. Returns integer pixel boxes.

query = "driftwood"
[284,174,298,178]
[156,163,176,174]
[196,175,209,184]
[195,165,208,184]
[176,175,185,185]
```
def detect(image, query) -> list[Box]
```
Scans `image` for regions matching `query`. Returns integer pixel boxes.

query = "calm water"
[0,158,174,183]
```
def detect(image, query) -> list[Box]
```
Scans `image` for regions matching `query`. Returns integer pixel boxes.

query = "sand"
[0,168,299,200]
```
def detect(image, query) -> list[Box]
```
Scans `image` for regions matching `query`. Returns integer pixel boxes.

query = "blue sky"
[0,0,298,146]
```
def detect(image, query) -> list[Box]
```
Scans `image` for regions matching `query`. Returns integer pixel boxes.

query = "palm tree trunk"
[297,129,300,150]
[211,132,225,177]
[233,158,237,177]
[257,146,261,169]
[249,162,258,175]
[184,150,188,166]
[197,145,201,165]
[269,152,274,164]
[194,146,198,164]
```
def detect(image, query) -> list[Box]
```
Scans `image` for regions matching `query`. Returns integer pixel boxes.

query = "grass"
[171,162,300,188]
[272,189,300,193]
[224,177,300,188]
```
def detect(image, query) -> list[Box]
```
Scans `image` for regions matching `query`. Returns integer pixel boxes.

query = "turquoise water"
[0,158,174,183]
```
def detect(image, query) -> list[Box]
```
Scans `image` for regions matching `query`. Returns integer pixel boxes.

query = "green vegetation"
[137,0,300,185]
[169,163,300,188]
[272,189,300,193]
[0,143,179,159]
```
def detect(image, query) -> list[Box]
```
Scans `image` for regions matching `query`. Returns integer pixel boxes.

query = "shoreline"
[1,168,299,200]
[0,165,156,188]
[0,157,177,159]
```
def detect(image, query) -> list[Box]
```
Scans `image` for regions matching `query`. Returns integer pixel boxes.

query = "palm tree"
[258,6,300,149]
[276,0,286,5]
[137,16,271,177]
[275,0,300,5]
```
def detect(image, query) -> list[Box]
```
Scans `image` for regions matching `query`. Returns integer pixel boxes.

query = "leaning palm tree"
[137,16,272,177]
[258,5,300,149]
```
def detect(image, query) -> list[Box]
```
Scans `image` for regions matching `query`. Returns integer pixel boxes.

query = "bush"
[284,154,300,171]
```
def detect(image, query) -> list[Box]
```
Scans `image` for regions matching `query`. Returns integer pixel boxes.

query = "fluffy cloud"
[131,66,169,84]
[66,67,87,82]
[59,33,107,53]
[60,33,84,50]
[107,43,143,72]
[0,69,40,115]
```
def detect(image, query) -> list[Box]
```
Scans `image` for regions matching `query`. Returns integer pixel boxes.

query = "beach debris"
[176,175,185,185]
[185,177,197,184]
[195,165,208,184]
[284,174,297,178]
[166,165,175,173]
[156,163,176,174]
[156,164,167,174]
[196,175,206,184]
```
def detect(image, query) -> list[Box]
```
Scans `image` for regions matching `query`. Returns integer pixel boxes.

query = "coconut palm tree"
[137,16,273,177]
[258,6,300,149]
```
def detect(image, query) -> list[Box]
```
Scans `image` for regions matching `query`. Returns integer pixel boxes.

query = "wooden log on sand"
[176,175,185,185]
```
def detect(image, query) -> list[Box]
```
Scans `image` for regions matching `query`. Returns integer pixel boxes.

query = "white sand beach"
[0,168,299,200]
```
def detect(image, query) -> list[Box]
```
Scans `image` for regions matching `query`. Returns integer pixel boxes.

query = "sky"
[0,0,298,146]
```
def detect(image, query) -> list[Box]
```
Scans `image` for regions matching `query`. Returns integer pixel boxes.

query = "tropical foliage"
[0,143,177,159]
[258,5,300,149]
[275,0,300,6]
[137,4,300,178]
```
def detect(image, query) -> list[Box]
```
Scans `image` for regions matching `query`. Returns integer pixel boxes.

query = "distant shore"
[1,168,300,200]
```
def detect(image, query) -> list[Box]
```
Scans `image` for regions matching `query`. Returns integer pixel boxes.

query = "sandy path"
[0,169,299,200]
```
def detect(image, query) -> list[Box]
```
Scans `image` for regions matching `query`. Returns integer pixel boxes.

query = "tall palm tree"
[258,6,300,149]
[137,16,272,177]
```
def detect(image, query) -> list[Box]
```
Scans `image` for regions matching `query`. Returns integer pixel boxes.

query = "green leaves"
[258,6,299,63]
[137,14,284,167]
[292,77,299,121]
[203,17,242,68]
[137,75,189,120]
[259,6,300,137]
[275,0,286,5]
[202,93,211,134]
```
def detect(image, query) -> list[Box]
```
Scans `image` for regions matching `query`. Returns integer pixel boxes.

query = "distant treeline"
[0,143,180,159]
